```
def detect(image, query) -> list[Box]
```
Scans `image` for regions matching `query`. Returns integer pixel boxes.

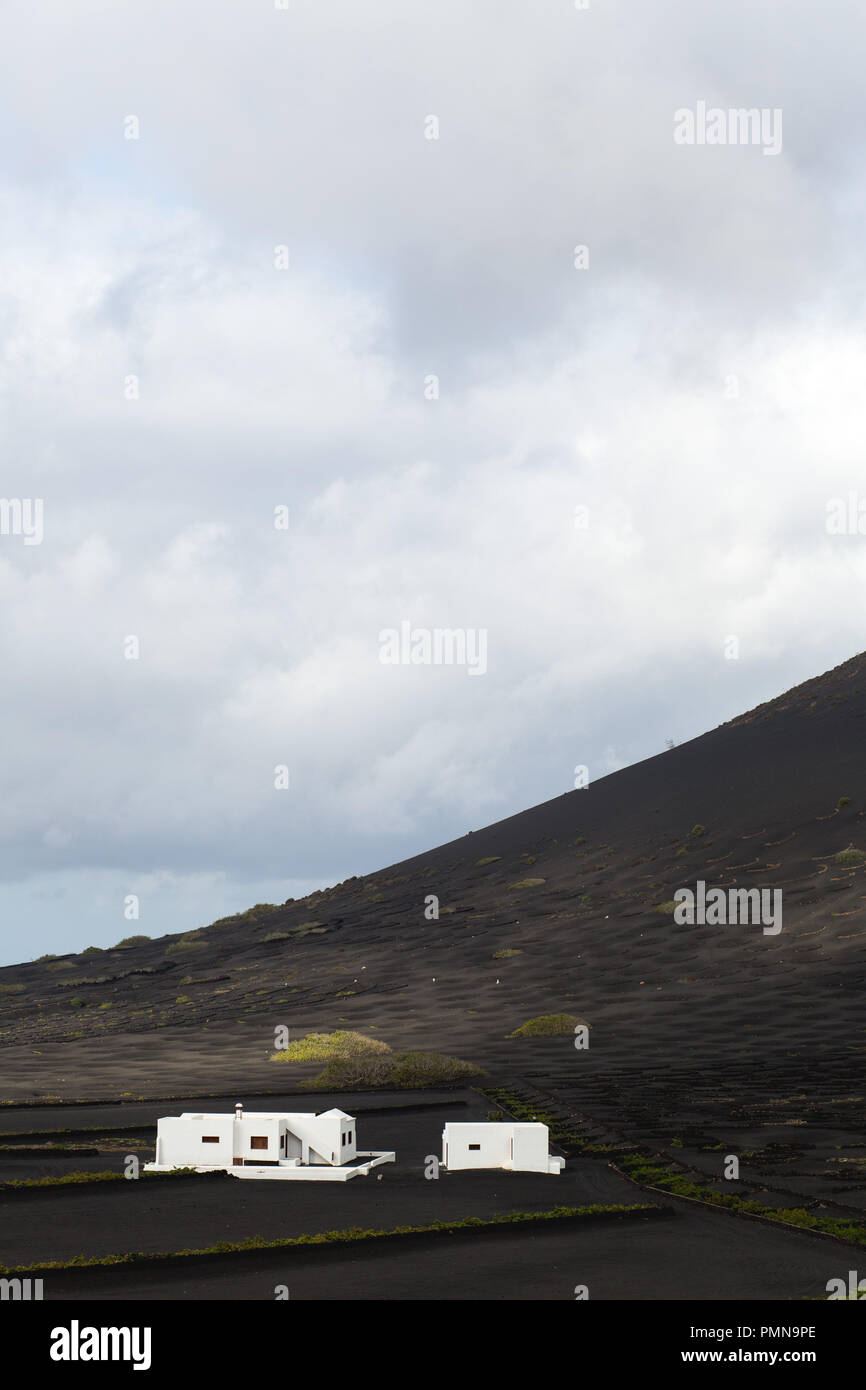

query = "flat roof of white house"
[178,1109,353,1121]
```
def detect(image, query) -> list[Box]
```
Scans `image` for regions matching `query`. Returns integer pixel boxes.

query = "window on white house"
[250,1136,268,1150]
[468,1144,481,1151]
[202,1136,219,1143]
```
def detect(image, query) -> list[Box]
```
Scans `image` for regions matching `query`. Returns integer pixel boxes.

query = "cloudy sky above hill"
[2,0,866,962]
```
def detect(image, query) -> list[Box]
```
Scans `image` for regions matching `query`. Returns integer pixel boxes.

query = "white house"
[144,1103,395,1181]
[441,1121,564,1174]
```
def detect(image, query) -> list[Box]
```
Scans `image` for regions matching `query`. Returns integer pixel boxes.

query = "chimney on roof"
[235,1103,243,1120]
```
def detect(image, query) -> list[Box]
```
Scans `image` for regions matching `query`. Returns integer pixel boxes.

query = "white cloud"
[1,1,866,959]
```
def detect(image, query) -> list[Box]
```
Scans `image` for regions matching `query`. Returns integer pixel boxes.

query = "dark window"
[202,1136,219,1143]
[250,1136,268,1150]
[348,1132,352,1143]
[468,1143,481,1151]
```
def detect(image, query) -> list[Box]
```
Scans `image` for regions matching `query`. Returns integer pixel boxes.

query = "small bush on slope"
[303,1052,485,1089]
[508,1013,590,1038]
[270,1030,391,1062]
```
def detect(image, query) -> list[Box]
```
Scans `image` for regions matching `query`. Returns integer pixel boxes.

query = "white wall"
[442,1122,513,1170]
[158,1114,234,1167]
[442,1122,553,1172]
[339,1115,357,1163]
[510,1124,551,1173]
[286,1112,339,1165]
[154,1110,360,1168]
[237,1116,280,1161]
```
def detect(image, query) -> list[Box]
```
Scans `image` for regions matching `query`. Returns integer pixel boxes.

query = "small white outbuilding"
[441,1121,564,1174]
[144,1103,395,1181]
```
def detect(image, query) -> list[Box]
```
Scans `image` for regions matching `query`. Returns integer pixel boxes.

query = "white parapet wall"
[223,1152,394,1181]
[441,1121,564,1174]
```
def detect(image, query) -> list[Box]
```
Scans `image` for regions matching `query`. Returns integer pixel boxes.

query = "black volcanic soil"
[2,1087,860,1300]
[0,1094,635,1267]
[2,652,866,1298]
[36,1206,851,1302]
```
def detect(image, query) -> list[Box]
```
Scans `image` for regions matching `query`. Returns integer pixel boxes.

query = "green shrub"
[303,1055,396,1089]
[69,997,86,1009]
[507,878,546,889]
[390,1052,485,1087]
[304,1051,485,1090]
[835,846,866,866]
[492,948,523,959]
[475,856,501,866]
[289,922,326,937]
[166,934,206,954]
[114,936,151,949]
[263,931,290,943]
[837,796,852,811]
[213,904,282,929]
[690,824,707,838]
[507,1013,590,1038]
[0,984,25,996]
[270,1030,391,1063]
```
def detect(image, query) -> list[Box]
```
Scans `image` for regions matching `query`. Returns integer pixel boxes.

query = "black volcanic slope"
[2,652,866,1299]
[1,652,864,1184]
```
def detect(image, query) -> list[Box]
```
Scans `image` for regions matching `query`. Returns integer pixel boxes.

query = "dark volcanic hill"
[2,651,866,1108]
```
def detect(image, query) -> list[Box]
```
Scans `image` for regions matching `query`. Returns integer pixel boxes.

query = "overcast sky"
[2,0,866,964]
